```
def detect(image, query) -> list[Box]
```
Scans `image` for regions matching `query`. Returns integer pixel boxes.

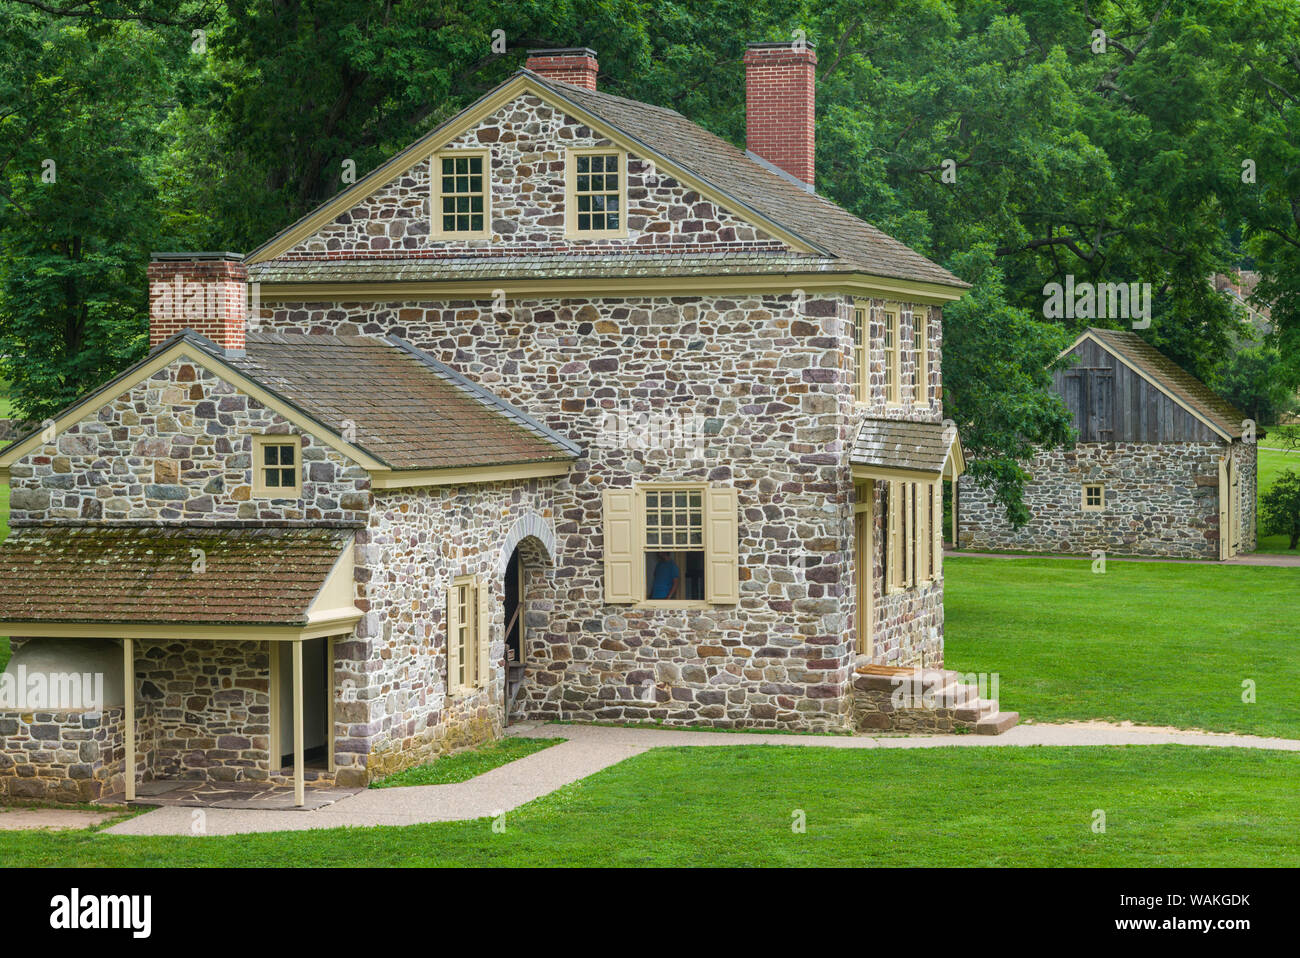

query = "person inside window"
[649,552,680,600]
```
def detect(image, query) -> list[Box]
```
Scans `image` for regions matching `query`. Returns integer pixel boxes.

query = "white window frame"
[913,309,928,406]
[852,302,869,404]
[883,306,901,405]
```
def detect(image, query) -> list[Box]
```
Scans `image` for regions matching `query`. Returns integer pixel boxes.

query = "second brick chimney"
[525,48,599,90]
[148,253,248,356]
[744,41,817,190]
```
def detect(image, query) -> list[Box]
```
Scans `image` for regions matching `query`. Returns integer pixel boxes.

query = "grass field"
[2,745,1297,866]
[944,556,1299,737]
[371,737,562,787]
[1256,443,1300,553]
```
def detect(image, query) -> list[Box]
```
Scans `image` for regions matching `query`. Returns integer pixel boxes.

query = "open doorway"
[274,637,331,771]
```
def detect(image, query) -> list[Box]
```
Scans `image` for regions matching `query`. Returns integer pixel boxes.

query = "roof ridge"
[385,336,582,459]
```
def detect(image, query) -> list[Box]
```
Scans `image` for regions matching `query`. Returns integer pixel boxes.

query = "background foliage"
[2,0,1297,520]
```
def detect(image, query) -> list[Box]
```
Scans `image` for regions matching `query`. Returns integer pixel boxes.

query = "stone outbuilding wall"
[957,440,1254,559]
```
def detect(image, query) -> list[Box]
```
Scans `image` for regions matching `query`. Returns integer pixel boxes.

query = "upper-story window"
[883,306,901,404]
[913,309,928,405]
[252,435,301,498]
[432,150,490,238]
[851,304,868,403]
[566,148,627,238]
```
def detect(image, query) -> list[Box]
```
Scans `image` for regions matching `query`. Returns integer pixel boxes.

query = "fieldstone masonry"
[0,708,126,803]
[958,440,1257,558]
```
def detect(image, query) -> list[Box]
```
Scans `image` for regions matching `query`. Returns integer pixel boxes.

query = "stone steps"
[852,661,1019,735]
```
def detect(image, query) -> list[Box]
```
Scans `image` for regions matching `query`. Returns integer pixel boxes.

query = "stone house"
[0,44,991,806]
[956,327,1256,559]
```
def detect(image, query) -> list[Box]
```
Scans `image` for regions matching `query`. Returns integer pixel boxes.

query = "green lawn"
[371,736,562,787]
[1256,444,1300,553]
[2,745,1297,866]
[945,556,1299,737]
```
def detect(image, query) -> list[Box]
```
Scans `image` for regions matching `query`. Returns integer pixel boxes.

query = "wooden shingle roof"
[0,527,351,626]
[1079,328,1246,440]
[222,333,579,470]
[850,418,963,478]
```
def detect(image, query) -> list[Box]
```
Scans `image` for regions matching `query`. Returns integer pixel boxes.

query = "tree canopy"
[2,0,1297,520]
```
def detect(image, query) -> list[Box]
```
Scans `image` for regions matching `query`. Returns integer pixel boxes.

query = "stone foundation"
[0,708,125,803]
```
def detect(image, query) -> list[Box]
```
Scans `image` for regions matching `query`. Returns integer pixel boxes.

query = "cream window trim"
[431,148,491,240]
[1082,483,1106,511]
[913,309,928,406]
[882,306,901,405]
[446,575,486,695]
[602,481,739,606]
[565,147,628,239]
[851,302,869,404]
[931,482,944,580]
[252,435,302,498]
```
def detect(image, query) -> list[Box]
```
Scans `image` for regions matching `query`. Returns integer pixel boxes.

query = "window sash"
[852,306,868,403]
[914,312,927,404]
[572,152,621,232]
[435,151,489,236]
[883,310,899,403]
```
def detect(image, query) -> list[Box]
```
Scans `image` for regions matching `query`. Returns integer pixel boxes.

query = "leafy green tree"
[0,10,181,420]
[1212,343,1298,426]
[1260,470,1300,549]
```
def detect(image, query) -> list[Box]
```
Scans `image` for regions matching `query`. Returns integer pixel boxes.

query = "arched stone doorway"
[496,513,557,723]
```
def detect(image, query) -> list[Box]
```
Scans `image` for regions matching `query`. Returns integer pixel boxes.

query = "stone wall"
[0,708,125,803]
[266,289,945,731]
[6,358,369,525]
[333,481,558,786]
[135,640,272,783]
[957,441,1231,558]
[1232,439,1258,552]
[281,93,788,258]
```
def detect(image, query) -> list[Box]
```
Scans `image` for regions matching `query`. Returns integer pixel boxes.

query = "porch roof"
[0,526,354,628]
[850,418,964,481]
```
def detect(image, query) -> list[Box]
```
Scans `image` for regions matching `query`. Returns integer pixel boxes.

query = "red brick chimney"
[524,48,599,90]
[744,41,817,190]
[148,253,248,354]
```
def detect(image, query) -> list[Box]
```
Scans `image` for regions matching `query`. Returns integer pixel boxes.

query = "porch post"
[292,638,305,807]
[123,637,135,802]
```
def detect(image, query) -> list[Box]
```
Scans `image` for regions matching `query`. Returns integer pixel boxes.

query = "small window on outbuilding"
[1082,483,1105,511]
[253,436,301,498]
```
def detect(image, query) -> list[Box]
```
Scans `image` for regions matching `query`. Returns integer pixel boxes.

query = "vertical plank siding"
[1053,339,1219,442]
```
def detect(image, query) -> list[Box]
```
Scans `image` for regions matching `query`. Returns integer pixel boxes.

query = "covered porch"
[0,526,361,808]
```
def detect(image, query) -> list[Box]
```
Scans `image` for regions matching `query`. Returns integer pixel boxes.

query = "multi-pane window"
[253,437,300,497]
[435,152,488,236]
[447,576,485,694]
[568,151,625,236]
[644,487,705,601]
[883,308,900,403]
[1082,483,1105,511]
[601,483,740,606]
[913,311,928,404]
[852,305,868,403]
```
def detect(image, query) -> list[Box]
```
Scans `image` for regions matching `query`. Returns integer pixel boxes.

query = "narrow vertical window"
[913,310,927,405]
[852,305,868,403]
[883,309,899,404]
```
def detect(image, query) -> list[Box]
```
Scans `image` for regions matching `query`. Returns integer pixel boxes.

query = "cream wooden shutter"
[933,482,944,577]
[446,584,461,693]
[886,481,899,591]
[477,578,491,688]
[603,488,638,603]
[705,486,740,604]
[917,482,930,583]
[1218,456,1230,561]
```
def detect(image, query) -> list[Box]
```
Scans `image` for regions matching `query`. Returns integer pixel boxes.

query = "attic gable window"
[253,436,301,498]
[433,150,490,238]
[566,148,627,238]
